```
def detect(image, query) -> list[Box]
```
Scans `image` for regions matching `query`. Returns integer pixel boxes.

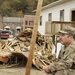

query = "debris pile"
[0,28,56,70]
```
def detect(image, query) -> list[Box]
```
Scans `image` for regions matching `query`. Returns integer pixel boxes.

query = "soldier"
[42,26,75,75]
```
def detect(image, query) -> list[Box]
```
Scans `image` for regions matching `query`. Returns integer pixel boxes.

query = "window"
[29,21,33,25]
[48,13,52,21]
[40,16,42,26]
[25,21,28,25]
[60,9,64,21]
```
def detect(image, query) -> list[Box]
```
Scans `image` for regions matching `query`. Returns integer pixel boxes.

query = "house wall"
[38,0,75,35]
[23,15,35,31]
[3,17,23,30]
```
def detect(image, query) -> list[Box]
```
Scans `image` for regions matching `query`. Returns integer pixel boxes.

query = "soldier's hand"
[42,65,50,74]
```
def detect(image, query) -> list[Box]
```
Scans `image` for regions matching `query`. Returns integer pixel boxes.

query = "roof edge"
[42,0,69,11]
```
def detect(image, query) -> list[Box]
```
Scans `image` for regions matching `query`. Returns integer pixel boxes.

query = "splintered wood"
[0,28,56,70]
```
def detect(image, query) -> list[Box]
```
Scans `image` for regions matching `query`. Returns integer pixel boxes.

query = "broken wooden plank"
[0,56,8,63]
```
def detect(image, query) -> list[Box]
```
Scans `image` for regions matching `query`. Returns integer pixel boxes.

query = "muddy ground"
[0,65,46,75]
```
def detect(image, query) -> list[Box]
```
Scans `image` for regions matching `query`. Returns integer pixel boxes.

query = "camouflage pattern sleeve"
[48,41,75,73]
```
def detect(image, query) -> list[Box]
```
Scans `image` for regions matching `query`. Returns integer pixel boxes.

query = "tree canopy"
[0,0,58,17]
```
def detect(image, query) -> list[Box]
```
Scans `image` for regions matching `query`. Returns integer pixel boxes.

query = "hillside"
[0,0,58,17]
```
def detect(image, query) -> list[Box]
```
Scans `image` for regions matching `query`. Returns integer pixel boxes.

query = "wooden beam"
[25,0,43,75]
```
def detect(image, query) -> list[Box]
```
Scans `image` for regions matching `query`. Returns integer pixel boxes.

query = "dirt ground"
[0,66,46,75]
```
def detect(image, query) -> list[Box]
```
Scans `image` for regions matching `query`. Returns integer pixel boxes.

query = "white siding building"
[38,0,75,35]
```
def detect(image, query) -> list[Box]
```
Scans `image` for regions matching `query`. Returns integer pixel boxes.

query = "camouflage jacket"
[49,41,75,75]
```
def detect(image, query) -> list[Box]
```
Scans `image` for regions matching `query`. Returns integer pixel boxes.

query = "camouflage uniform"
[47,41,75,75]
[48,27,75,75]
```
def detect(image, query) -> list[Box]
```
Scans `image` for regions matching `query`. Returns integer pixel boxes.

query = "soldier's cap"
[57,26,75,36]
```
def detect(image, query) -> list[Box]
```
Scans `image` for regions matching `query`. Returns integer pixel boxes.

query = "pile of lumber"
[0,28,56,70]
